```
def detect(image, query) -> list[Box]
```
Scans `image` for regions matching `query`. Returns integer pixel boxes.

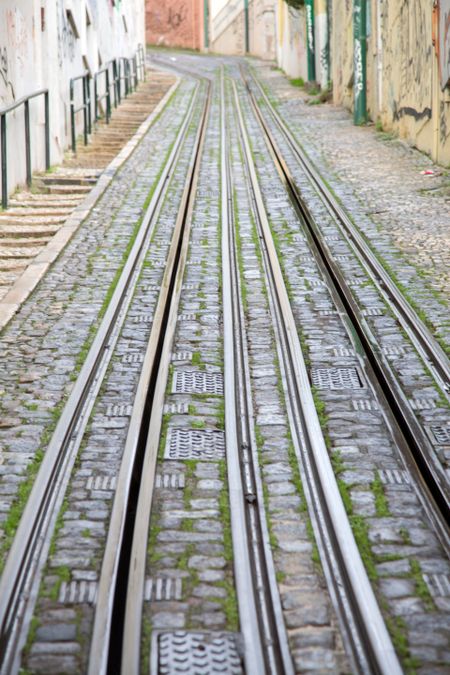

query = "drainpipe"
[376,0,383,116]
[204,0,209,49]
[305,0,316,82]
[353,0,367,124]
[244,0,249,53]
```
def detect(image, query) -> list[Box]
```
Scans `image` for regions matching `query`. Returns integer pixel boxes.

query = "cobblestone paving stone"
[229,65,450,673]
[0,80,194,563]
[242,76,450,495]
[253,62,450,352]
[20,83,207,673]
[226,77,349,673]
[141,75,242,672]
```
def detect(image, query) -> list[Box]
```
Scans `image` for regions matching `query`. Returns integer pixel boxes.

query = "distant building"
[146,0,204,50]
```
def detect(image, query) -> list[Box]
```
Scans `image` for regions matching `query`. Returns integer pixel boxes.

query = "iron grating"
[155,473,186,489]
[429,425,450,444]
[352,399,378,411]
[144,577,182,601]
[151,631,243,675]
[59,580,98,604]
[86,475,117,491]
[311,367,364,390]
[423,573,450,597]
[106,404,133,417]
[379,469,410,486]
[163,402,189,415]
[173,370,224,396]
[122,353,144,364]
[164,428,225,460]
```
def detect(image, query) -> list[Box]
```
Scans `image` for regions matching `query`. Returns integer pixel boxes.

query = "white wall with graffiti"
[0,0,145,202]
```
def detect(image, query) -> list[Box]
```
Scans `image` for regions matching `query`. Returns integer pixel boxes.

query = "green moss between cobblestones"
[372,471,391,517]
[48,565,71,601]
[141,615,153,675]
[217,460,239,630]
[384,613,420,673]
[410,559,435,611]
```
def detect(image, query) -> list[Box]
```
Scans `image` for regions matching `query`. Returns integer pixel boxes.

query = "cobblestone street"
[0,48,449,675]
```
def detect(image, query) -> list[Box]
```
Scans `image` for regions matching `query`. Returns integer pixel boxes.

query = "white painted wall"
[0,0,145,202]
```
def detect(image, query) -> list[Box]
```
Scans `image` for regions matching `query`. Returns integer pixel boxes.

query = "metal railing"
[70,46,147,154]
[70,72,91,153]
[1,89,50,209]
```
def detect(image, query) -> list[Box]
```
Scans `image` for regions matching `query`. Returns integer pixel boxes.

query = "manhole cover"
[311,367,363,390]
[173,371,223,395]
[151,631,243,675]
[164,428,225,460]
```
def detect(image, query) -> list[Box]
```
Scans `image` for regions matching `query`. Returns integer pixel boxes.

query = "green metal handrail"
[0,89,50,209]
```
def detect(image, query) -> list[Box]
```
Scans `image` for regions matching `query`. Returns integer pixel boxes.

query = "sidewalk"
[254,60,450,348]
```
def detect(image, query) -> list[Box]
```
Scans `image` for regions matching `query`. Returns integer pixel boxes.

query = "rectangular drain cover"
[379,469,410,486]
[165,428,225,460]
[429,425,450,445]
[311,367,364,390]
[173,371,224,395]
[423,573,450,597]
[151,631,243,675]
[144,577,182,601]
[59,580,97,604]
[155,473,186,489]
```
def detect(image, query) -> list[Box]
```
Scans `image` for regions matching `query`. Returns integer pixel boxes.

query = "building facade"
[0,0,145,202]
[146,0,204,50]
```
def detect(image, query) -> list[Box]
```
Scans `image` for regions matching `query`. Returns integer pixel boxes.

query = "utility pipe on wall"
[204,0,209,49]
[353,0,367,124]
[244,0,249,53]
[305,0,316,81]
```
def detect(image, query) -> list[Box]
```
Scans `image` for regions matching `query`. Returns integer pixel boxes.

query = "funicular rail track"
[0,78,205,674]
[240,65,450,550]
[227,75,402,674]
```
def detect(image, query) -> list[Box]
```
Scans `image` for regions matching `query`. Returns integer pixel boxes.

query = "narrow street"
[0,50,449,674]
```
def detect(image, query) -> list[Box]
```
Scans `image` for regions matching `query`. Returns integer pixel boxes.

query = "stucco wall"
[0,0,145,202]
[275,1,307,80]
[330,0,450,164]
[146,0,203,50]
[210,0,276,59]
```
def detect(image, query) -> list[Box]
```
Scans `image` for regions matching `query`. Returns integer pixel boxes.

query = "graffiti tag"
[168,4,187,30]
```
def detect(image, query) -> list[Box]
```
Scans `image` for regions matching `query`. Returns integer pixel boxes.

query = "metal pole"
[94,75,98,122]
[106,70,111,123]
[204,0,209,49]
[83,76,88,145]
[353,0,367,124]
[70,80,76,153]
[244,0,249,53]
[24,100,32,187]
[44,91,50,170]
[1,115,7,209]
[306,0,316,82]
[86,76,92,134]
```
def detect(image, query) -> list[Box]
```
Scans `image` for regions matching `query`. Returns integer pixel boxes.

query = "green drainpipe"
[204,0,209,49]
[306,0,316,82]
[244,0,249,53]
[353,0,367,124]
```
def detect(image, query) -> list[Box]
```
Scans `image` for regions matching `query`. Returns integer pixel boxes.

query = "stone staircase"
[0,69,176,303]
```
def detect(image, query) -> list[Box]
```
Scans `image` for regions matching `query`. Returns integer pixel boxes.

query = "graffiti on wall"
[168,4,187,29]
[0,47,15,101]
[439,0,450,89]
[57,0,76,67]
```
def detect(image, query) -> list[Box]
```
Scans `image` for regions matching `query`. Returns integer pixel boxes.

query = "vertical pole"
[86,76,92,135]
[204,0,209,49]
[353,0,367,124]
[24,100,32,187]
[70,80,76,153]
[306,0,316,82]
[244,0,249,53]
[106,70,111,123]
[44,91,50,170]
[94,75,98,122]
[83,76,88,145]
[1,115,7,209]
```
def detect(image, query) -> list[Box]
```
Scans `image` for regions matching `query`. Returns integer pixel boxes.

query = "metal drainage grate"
[379,469,410,486]
[86,475,117,491]
[122,353,144,364]
[363,308,385,317]
[173,371,224,395]
[155,473,186,489]
[311,367,364,390]
[106,404,133,417]
[144,577,182,601]
[352,399,378,411]
[163,402,189,415]
[409,398,437,410]
[429,425,450,444]
[59,580,98,604]
[423,574,450,597]
[133,314,153,323]
[164,428,225,460]
[152,631,243,675]
[171,351,193,362]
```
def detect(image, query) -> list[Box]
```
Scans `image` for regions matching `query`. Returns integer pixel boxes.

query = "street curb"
[0,73,180,332]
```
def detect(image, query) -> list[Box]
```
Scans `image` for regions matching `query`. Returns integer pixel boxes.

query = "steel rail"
[0,80,200,675]
[245,66,450,399]
[241,68,450,547]
[98,77,212,674]
[231,78,403,675]
[222,72,293,674]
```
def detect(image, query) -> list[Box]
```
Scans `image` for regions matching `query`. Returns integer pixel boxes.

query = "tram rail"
[240,65,450,550]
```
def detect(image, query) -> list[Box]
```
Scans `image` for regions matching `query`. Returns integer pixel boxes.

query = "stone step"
[34,176,97,187]
[0,215,67,226]
[0,225,59,239]
[0,237,51,247]
[9,193,84,204]
[39,184,92,195]
[0,207,73,217]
